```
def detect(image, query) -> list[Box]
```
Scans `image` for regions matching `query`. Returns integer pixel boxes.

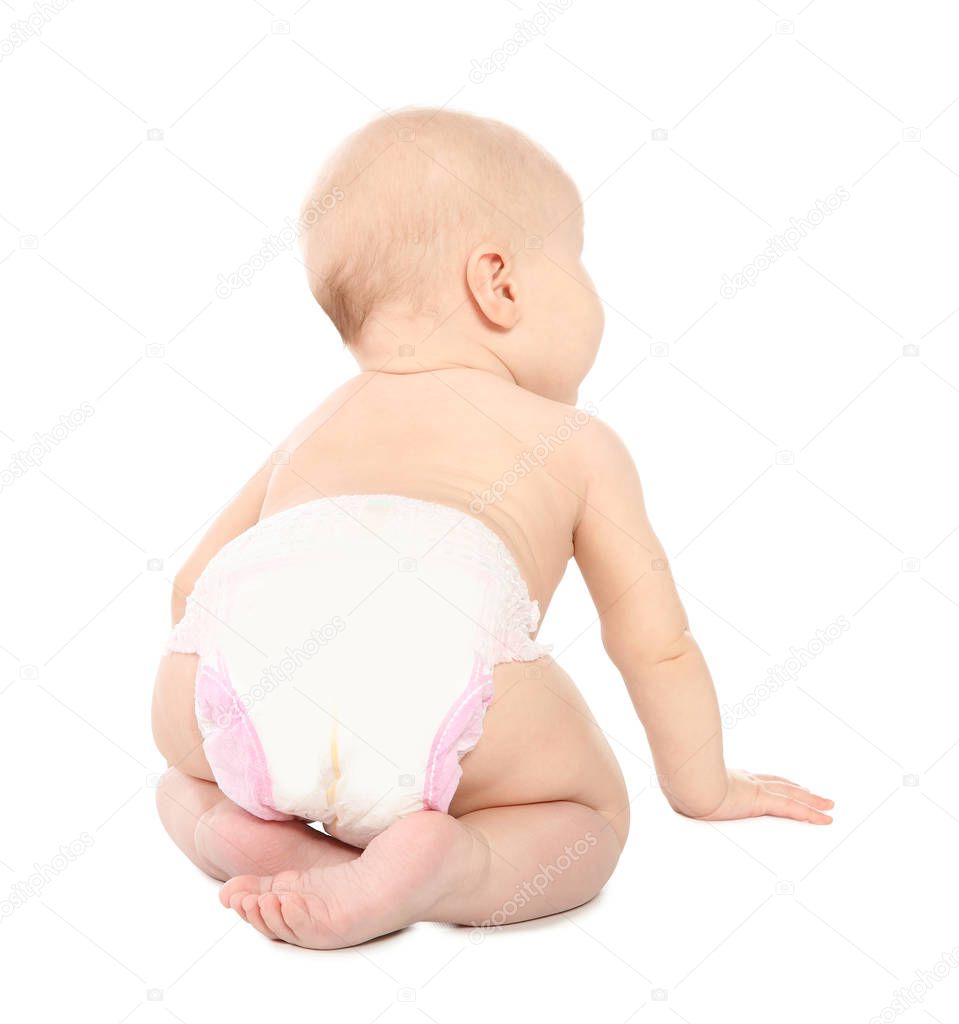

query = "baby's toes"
[277,892,316,937]
[241,893,278,940]
[228,891,249,921]
[258,893,299,945]
[265,869,303,894]
[280,892,345,949]
[220,873,270,907]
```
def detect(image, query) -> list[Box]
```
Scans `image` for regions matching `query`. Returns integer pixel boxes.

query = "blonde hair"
[299,107,575,343]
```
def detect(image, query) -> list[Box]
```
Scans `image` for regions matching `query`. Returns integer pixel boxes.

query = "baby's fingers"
[764,782,834,810]
[760,791,833,825]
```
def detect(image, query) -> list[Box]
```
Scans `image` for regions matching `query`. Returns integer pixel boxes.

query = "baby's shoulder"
[276,378,371,448]
[470,377,632,473]
[523,393,624,463]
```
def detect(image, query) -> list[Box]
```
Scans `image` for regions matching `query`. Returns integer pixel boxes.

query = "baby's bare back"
[262,369,588,615]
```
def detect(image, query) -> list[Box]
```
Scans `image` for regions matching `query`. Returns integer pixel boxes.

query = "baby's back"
[261,368,593,613]
[157,366,627,846]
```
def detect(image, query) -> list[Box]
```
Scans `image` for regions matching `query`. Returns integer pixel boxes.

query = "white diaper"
[166,494,550,847]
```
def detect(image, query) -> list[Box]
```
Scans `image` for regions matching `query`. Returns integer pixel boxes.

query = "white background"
[1,1,958,1022]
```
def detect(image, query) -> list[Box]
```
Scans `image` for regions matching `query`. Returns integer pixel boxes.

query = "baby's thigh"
[451,657,629,842]
[151,651,214,781]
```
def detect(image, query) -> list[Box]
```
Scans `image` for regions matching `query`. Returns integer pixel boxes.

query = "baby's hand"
[697,770,834,825]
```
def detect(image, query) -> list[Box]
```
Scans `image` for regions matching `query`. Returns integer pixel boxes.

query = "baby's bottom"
[152,652,628,948]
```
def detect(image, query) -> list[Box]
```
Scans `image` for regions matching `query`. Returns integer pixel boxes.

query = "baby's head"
[299,108,603,403]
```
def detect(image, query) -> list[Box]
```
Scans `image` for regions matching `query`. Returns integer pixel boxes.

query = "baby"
[151,108,833,949]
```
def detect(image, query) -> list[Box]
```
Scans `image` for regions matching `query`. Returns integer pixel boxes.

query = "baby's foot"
[220,811,475,948]
[196,799,359,880]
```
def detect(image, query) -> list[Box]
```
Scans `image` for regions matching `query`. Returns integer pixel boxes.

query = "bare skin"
[152,110,833,949]
[153,369,832,948]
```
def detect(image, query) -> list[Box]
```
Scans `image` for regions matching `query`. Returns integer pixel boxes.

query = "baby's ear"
[466,245,520,329]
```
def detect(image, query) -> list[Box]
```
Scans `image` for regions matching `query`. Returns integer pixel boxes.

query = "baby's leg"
[156,768,359,882]
[220,799,623,947]
[435,801,623,925]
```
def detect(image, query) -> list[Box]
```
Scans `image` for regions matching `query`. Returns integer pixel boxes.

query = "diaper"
[166,493,551,847]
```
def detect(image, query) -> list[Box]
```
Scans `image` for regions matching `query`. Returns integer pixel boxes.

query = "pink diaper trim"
[423,652,494,813]
[195,654,292,822]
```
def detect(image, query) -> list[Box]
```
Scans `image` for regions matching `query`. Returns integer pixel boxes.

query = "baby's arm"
[574,421,832,824]
[171,458,274,624]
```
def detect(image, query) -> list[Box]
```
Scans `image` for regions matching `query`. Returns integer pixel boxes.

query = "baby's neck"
[351,314,516,384]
